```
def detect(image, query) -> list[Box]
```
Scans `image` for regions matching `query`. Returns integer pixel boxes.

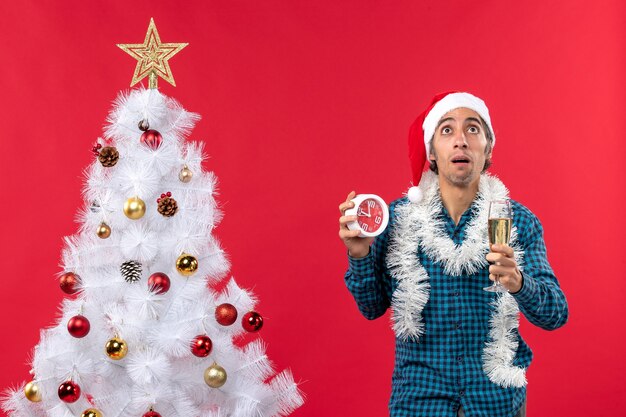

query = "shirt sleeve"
[511,210,569,330]
[343,201,396,320]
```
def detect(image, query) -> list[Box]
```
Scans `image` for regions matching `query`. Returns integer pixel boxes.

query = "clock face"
[356,198,385,234]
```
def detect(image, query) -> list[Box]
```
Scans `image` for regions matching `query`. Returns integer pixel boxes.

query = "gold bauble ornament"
[24,381,42,402]
[123,196,146,220]
[179,165,193,183]
[96,222,111,239]
[204,363,227,388]
[105,337,128,360]
[81,408,103,417]
[176,253,198,276]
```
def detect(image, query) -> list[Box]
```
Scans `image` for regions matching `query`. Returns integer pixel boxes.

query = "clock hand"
[357,209,371,218]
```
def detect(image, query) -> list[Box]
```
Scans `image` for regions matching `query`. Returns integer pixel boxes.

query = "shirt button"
[455,322,461,330]
[459,389,465,396]
[457,355,464,363]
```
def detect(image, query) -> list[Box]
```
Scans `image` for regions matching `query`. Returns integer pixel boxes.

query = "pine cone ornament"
[120,260,142,283]
[98,146,119,167]
[157,192,178,217]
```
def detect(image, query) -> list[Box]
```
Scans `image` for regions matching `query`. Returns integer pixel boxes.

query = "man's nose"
[453,131,468,147]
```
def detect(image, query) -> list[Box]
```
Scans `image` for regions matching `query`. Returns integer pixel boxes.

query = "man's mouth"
[451,155,471,165]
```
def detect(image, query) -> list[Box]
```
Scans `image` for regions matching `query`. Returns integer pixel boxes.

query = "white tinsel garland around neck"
[387,170,527,388]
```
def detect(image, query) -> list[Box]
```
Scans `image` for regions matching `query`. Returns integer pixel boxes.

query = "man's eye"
[468,126,479,134]
[442,127,452,134]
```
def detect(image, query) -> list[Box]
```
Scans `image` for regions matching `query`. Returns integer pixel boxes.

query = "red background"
[1,1,625,416]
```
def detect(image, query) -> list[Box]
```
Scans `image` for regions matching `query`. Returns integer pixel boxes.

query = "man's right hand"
[338,191,375,258]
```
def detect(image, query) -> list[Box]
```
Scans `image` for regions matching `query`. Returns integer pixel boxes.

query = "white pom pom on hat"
[407,91,496,203]
[407,186,423,204]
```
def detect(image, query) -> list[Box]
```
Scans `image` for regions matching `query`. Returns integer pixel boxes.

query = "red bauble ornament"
[140,129,163,150]
[148,272,171,294]
[67,315,91,338]
[215,303,238,326]
[143,411,162,417]
[91,143,102,156]
[191,335,213,357]
[59,272,80,295]
[58,380,81,403]
[242,311,263,332]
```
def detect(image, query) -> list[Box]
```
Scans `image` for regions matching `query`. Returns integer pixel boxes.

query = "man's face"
[429,107,491,187]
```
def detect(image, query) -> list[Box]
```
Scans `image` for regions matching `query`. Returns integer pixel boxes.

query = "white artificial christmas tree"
[2,20,303,417]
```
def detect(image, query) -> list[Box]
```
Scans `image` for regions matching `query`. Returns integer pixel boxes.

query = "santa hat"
[407,91,496,203]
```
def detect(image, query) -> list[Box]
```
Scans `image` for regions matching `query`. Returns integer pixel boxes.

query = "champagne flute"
[483,199,512,293]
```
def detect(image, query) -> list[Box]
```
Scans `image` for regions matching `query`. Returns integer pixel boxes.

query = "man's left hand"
[486,244,523,293]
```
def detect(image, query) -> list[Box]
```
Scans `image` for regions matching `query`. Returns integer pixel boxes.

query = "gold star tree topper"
[117,18,188,89]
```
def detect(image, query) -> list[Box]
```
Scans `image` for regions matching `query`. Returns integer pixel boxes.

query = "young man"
[338,92,568,416]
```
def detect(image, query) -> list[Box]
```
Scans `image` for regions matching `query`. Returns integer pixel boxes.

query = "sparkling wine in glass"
[483,199,512,292]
